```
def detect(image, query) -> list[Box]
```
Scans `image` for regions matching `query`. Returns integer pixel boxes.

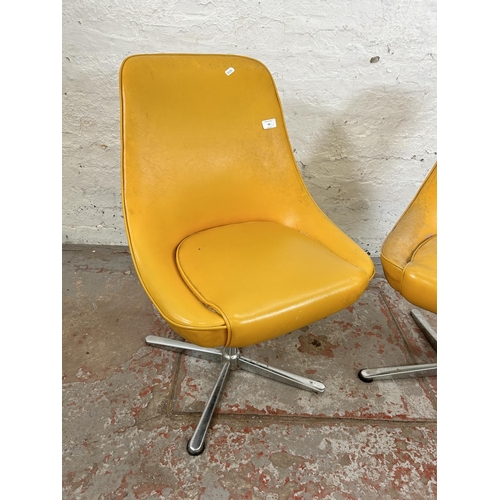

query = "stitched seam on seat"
[119,255,226,332]
[408,234,437,263]
[382,234,436,279]
[176,222,370,338]
[380,250,404,274]
[400,263,437,311]
[121,229,226,331]
[175,241,233,346]
[400,234,437,298]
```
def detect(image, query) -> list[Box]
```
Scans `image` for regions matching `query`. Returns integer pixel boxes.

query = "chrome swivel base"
[358,309,437,383]
[145,335,325,455]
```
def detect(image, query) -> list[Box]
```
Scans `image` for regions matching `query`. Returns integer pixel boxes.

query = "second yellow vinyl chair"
[359,163,437,382]
[120,54,374,455]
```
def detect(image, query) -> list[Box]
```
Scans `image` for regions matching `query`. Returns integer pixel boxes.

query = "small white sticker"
[262,118,277,130]
[225,67,235,76]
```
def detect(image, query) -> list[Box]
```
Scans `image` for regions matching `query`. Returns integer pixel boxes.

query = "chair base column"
[145,335,325,455]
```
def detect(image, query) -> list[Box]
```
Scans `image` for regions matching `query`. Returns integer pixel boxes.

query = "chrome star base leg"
[187,358,231,455]
[145,335,325,455]
[358,362,437,382]
[358,308,437,383]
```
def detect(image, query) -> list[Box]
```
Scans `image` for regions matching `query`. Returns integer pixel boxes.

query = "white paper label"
[225,67,235,76]
[262,118,277,129]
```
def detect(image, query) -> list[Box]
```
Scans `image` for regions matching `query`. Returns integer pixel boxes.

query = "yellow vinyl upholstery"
[120,54,374,348]
[380,164,437,313]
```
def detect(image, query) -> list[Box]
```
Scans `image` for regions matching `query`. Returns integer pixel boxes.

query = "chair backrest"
[121,54,312,253]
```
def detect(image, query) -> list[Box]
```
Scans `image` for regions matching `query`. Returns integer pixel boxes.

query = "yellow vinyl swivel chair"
[120,54,374,454]
[359,163,437,382]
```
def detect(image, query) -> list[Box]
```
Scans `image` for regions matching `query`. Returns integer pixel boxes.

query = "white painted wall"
[62,0,436,256]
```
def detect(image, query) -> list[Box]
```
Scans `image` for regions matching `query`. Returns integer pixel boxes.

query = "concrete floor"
[62,244,437,500]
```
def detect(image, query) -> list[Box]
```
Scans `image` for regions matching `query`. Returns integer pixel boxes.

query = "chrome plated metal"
[187,361,231,456]
[358,363,437,382]
[145,335,326,454]
[221,347,239,370]
[358,308,438,383]
[239,355,325,393]
[145,335,222,363]
[410,309,437,351]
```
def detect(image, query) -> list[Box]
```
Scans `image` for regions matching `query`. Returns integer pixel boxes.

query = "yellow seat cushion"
[400,235,437,313]
[176,222,370,347]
